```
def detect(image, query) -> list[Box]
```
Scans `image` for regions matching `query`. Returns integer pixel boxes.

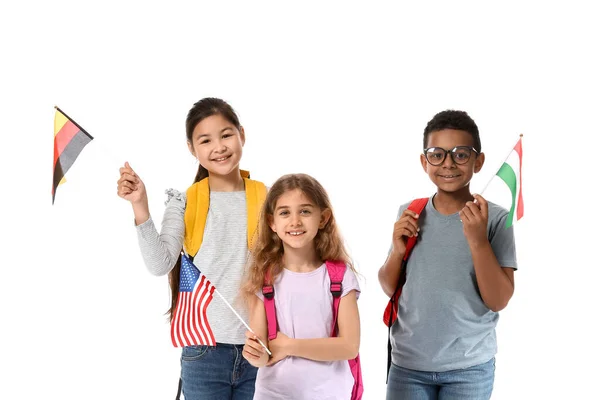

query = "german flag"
[53,107,94,204]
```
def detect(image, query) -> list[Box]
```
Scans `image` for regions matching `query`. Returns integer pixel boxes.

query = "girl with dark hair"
[117,98,267,400]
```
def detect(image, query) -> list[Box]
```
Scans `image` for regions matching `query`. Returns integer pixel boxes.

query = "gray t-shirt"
[390,195,517,372]
[136,189,250,345]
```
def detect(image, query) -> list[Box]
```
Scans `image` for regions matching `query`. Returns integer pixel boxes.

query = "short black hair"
[423,110,481,152]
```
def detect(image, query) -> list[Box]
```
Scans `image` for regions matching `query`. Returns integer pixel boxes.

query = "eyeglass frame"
[422,146,480,166]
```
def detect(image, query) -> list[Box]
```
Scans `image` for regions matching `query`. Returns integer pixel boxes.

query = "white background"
[1,1,598,399]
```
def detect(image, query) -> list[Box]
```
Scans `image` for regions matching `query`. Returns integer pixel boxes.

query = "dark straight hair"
[167,98,242,321]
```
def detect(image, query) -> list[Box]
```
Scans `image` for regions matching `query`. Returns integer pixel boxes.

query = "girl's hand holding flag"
[117,162,150,225]
[117,162,146,203]
[243,330,270,368]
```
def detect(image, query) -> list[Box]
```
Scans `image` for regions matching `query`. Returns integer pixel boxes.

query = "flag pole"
[91,137,127,168]
[212,287,272,356]
[479,134,523,196]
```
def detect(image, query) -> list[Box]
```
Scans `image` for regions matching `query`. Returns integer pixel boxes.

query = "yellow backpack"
[183,170,267,257]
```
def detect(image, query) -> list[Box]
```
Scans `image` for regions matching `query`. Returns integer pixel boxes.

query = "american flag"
[171,254,216,347]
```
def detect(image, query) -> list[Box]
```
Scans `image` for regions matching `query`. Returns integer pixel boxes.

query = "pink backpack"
[262,260,363,400]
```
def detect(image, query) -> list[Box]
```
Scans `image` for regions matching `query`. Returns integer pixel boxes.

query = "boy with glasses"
[379,110,517,400]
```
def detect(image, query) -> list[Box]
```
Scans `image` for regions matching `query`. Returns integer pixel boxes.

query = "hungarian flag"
[496,136,524,228]
[53,107,94,204]
[171,254,216,347]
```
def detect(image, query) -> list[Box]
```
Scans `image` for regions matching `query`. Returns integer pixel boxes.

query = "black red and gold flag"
[52,107,93,204]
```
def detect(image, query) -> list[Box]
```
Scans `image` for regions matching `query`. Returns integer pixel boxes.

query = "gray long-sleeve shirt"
[136,189,250,345]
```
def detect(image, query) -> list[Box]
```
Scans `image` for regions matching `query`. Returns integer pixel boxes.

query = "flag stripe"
[181,293,194,346]
[197,284,213,344]
[195,279,215,345]
[180,295,188,346]
[192,276,208,344]
[52,130,93,200]
[54,120,82,164]
[54,111,69,136]
[203,287,216,343]
[514,139,524,220]
[496,162,517,228]
[189,277,202,344]
[189,288,201,345]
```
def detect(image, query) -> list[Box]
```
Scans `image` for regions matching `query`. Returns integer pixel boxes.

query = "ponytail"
[194,164,209,183]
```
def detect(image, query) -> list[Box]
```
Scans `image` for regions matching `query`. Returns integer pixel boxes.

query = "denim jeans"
[180,343,258,400]
[386,358,495,400]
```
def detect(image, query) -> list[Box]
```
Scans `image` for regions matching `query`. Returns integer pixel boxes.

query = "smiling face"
[187,113,245,178]
[420,129,485,194]
[269,189,331,252]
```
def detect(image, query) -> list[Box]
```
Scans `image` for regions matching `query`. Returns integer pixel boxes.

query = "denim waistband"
[214,342,244,348]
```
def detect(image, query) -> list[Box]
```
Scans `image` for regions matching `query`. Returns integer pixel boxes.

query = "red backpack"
[262,260,363,400]
[382,198,428,381]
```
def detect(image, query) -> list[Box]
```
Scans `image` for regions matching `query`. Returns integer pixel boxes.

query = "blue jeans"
[180,343,257,400]
[386,358,495,400]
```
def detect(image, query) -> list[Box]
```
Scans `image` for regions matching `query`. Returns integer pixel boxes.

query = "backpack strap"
[402,198,429,261]
[385,198,429,321]
[263,269,277,340]
[325,261,365,400]
[386,197,428,383]
[325,260,347,337]
[175,377,183,400]
[244,178,267,250]
[184,178,210,258]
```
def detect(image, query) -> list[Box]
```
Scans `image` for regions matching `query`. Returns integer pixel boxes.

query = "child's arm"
[268,290,360,363]
[118,162,184,276]
[242,295,270,368]
[379,251,404,298]
[461,194,515,312]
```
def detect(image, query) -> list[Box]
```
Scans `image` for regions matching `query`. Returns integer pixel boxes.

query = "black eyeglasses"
[423,146,479,166]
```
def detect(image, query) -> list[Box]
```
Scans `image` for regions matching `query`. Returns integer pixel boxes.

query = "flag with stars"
[171,254,216,347]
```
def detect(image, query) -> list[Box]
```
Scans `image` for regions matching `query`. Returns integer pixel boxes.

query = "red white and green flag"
[495,136,524,228]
